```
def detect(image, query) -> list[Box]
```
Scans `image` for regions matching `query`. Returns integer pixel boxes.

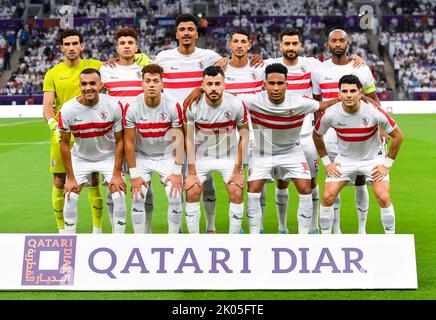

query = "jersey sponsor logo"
[59,77,68,80]
[300,66,307,73]
[323,76,333,80]
[110,76,118,79]
[224,111,232,119]
[362,116,370,126]
[336,122,347,127]
[226,77,235,82]
[100,111,109,120]
[170,66,179,70]
[198,61,205,69]
[159,112,168,120]
[73,118,83,122]
[140,116,148,121]
[51,160,56,167]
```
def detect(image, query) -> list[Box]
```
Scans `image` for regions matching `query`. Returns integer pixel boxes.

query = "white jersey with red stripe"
[100,63,143,105]
[224,63,265,95]
[155,47,221,103]
[314,101,396,161]
[58,94,122,161]
[242,91,320,156]
[124,93,184,159]
[185,91,248,160]
[311,59,375,100]
[265,56,321,135]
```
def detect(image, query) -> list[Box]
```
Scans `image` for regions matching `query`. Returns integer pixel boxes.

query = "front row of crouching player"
[58,63,403,234]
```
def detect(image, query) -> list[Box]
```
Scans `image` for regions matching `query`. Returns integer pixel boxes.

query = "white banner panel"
[0,234,417,291]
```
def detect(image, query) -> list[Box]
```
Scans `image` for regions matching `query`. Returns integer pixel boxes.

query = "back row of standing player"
[44,14,402,234]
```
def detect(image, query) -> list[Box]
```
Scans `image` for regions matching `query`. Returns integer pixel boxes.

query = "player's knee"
[228,187,243,204]
[186,186,201,202]
[375,192,391,207]
[322,191,336,207]
[53,174,66,189]
[310,178,318,189]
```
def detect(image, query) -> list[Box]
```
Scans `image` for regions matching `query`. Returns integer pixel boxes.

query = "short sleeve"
[236,101,249,127]
[172,102,184,128]
[236,92,258,109]
[113,103,123,132]
[58,109,70,131]
[314,111,331,136]
[207,49,221,66]
[124,104,136,129]
[311,69,321,96]
[375,107,397,134]
[296,95,320,114]
[43,69,55,92]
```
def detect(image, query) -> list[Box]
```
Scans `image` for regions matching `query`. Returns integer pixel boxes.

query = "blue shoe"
[206,229,217,234]
[260,229,265,234]
[239,228,245,234]
[178,226,183,234]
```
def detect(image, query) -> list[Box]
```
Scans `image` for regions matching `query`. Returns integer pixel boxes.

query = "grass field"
[0,114,435,300]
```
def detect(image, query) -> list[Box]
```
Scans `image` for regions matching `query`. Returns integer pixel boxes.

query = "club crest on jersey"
[224,111,232,119]
[159,112,168,120]
[198,61,205,69]
[100,111,108,119]
[362,116,370,126]
[136,71,142,79]
[300,66,307,73]
[251,71,258,80]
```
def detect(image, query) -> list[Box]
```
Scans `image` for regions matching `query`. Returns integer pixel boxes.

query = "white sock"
[320,204,334,234]
[297,194,312,234]
[310,185,319,231]
[381,204,395,234]
[131,185,147,234]
[185,202,201,233]
[229,202,244,234]
[247,192,262,234]
[275,188,289,233]
[63,192,79,234]
[145,185,154,234]
[92,227,102,234]
[165,183,183,234]
[333,194,341,234]
[260,186,267,231]
[112,191,127,234]
[202,176,217,232]
[106,190,113,227]
[355,185,369,234]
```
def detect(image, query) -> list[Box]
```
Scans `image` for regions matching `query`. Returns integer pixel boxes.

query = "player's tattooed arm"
[313,131,341,178]
[165,127,184,197]
[110,131,126,194]
[372,126,403,181]
[60,131,81,198]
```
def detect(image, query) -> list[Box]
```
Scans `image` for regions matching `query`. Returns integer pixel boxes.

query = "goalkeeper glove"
[135,53,153,67]
[48,118,61,143]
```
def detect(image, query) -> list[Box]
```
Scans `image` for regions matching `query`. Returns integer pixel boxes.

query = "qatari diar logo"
[21,236,76,286]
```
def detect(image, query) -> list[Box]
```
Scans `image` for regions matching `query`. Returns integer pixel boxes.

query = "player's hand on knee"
[109,174,126,194]
[131,177,147,199]
[371,165,388,182]
[326,163,342,178]
[184,174,200,191]
[64,179,80,200]
[165,174,183,197]
[228,172,245,189]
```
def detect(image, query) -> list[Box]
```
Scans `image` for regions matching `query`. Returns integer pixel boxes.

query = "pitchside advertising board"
[0,234,417,290]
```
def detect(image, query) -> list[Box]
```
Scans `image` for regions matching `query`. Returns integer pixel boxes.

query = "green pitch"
[0,115,435,299]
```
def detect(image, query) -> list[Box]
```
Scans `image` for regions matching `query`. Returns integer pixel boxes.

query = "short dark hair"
[80,68,101,78]
[203,65,225,78]
[115,28,138,43]
[175,13,199,29]
[230,28,250,40]
[58,29,83,45]
[265,63,288,79]
[338,74,362,89]
[141,64,163,79]
[279,28,302,43]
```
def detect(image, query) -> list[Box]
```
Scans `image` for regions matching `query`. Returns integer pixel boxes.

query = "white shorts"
[136,156,174,183]
[300,134,319,178]
[196,157,235,184]
[71,155,115,186]
[248,146,311,182]
[326,155,390,183]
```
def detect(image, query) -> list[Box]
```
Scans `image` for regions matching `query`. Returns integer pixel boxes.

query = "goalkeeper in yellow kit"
[43,29,152,233]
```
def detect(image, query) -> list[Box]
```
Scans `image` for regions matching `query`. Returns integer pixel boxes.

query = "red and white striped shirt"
[314,101,396,160]
[265,56,321,135]
[185,92,248,159]
[58,94,122,161]
[242,91,320,156]
[124,93,183,159]
[224,63,265,95]
[155,47,221,103]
